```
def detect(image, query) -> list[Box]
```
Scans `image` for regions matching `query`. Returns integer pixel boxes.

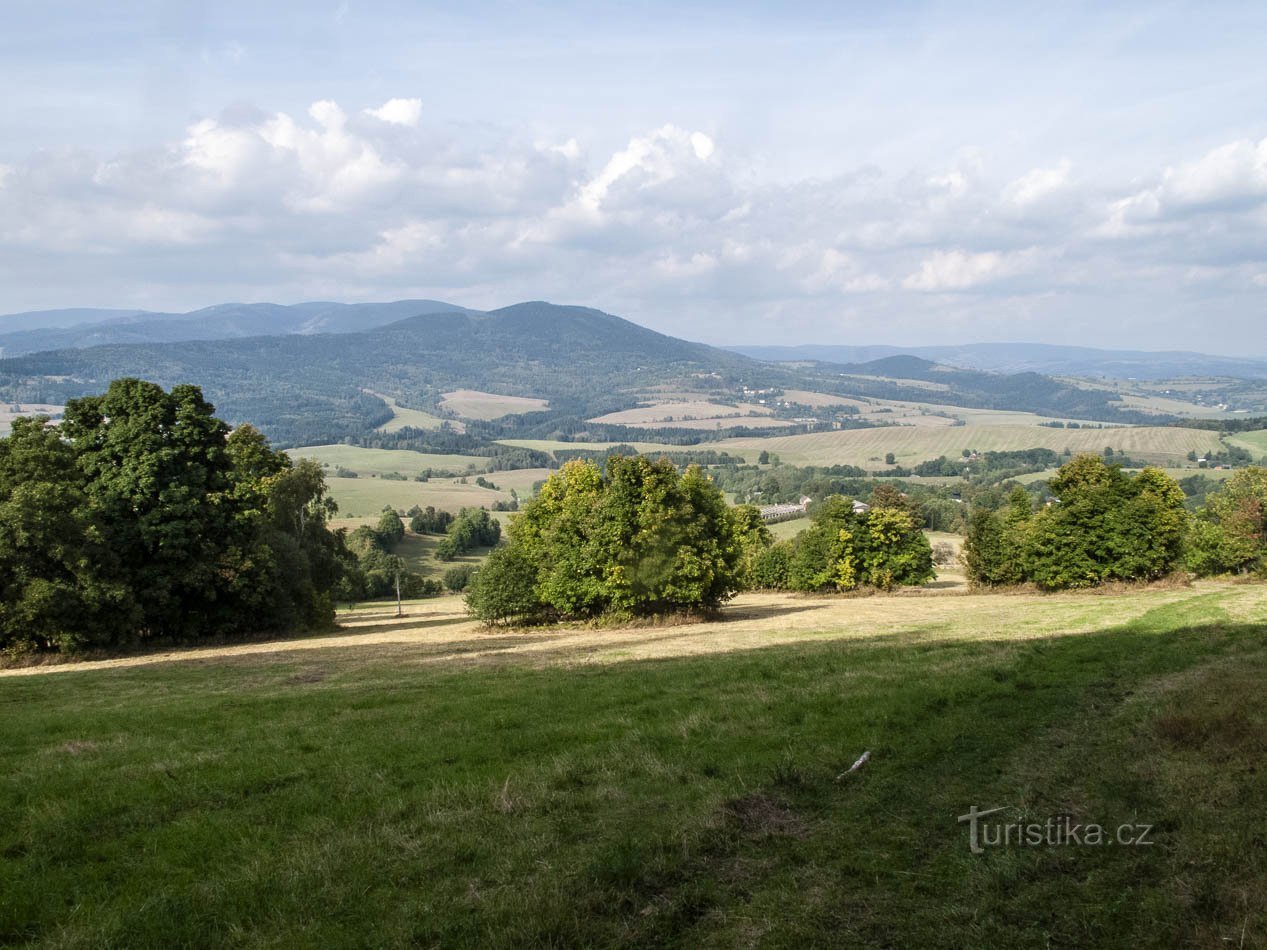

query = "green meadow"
[3,582,1264,947]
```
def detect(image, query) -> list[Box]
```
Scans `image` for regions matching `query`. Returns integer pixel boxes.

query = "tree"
[474,457,746,623]
[465,545,544,626]
[375,506,405,548]
[784,493,933,593]
[0,417,134,651]
[443,564,477,592]
[729,504,773,589]
[966,455,1188,591]
[885,453,897,466]
[1186,467,1267,576]
[0,382,349,652]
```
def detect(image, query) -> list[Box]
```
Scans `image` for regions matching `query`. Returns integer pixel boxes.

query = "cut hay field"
[0,403,64,437]
[712,424,1224,468]
[500,425,1223,468]
[589,400,775,425]
[439,389,549,420]
[288,444,490,477]
[3,582,1264,946]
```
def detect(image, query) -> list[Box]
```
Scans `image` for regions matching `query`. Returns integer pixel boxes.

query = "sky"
[2,0,1266,353]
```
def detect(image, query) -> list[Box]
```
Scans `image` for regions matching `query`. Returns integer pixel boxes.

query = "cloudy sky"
[2,1,1266,353]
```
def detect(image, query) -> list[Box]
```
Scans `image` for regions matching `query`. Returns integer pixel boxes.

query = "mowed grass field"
[287,444,491,477]
[1228,428,1267,460]
[316,469,552,519]
[439,389,549,420]
[2,582,1265,946]
[713,425,1225,468]
[501,424,1225,468]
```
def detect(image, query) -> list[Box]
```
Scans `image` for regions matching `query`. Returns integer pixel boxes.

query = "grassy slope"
[1228,428,1267,460]
[287,444,490,476]
[2,585,1265,947]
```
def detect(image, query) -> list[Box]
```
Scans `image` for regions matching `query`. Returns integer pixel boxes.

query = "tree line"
[463,459,938,625]
[963,455,1267,589]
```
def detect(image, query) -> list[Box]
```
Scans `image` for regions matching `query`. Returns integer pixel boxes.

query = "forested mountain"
[0,300,477,356]
[0,302,1170,448]
[0,302,762,446]
[730,342,1267,380]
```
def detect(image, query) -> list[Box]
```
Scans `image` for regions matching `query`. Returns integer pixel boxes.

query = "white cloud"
[1005,160,1071,207]
[2,100,1265,352]
[1160,137,1267,208]
[364,98,423,128]
[902,249,1035,292]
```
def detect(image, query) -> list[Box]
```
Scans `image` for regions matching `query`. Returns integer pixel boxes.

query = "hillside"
[4,583,1264,945]
[0,300,478,357]
[732,342,1267,380]
[0,301,1187,448]
[0,302,760,446]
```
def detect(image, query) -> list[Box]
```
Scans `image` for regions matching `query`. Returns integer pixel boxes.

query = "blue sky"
[2,1,1266,352]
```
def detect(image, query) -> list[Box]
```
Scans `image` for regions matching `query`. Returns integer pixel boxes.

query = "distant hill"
[728,342,1267,380]
[0,302,756,446]
[0,300,478,357]
[0,301,1180,447]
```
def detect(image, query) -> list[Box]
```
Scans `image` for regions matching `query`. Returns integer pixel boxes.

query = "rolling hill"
[0,301,1195,449]
[0,300,479,357]
[730,342,1267,380]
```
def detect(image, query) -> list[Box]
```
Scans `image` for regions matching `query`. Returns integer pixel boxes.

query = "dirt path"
[4,582,1259,678]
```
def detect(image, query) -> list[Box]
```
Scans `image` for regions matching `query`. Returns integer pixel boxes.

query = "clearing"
[439,390,549,420]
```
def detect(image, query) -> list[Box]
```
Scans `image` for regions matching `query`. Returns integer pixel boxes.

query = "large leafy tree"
[1186,467,1267,576]
[0,417,135,650]
[965,455,1188,590]
[59,379,242,637]
[1,380,347,652]
[467,457,745,623]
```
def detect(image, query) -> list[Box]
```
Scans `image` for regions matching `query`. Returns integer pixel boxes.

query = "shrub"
[443,564,476,592]
[465,546,544,625]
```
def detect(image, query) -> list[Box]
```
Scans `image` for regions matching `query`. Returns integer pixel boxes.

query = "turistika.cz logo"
[958,805,1155,855]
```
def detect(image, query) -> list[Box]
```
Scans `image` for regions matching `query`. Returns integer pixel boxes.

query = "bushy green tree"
[784,494,934,593]
[467,457,745,624]
[965,455,1188,590]
[751,540,794,589]
[443,564,477,592]
[375,506,405,547]
[1186,467,1267,576]
[465,545,545,626]
[963,487,1031,587]
[435,508,501,561]
[728,504,773,589]
[0,381,349,652]
[0,417,134,651]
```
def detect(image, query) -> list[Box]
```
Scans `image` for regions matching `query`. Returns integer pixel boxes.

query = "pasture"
[3,582,1264,946]
[1228,428,1267,460]
[499,424,1224,468]
[369,394,448,432]
[317,468,551,519]
[713,424,1223,468]
[287,444,490,477]
[321,477,504,519]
